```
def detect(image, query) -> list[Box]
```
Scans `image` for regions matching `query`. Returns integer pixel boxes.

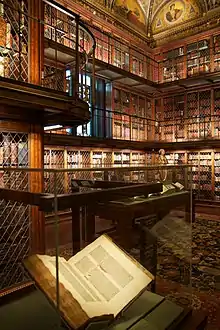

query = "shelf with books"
[163,96,174,141]
[113,40,129,71]
[174,95,185,118]
[198,151,213,200]
[213,34,220,72]
[214,152,220,200]
[161,47,184,82]
[199,90,211,117]
[113,88,151,141]
[130,151,147,182]
[113,151,130,166]
[130,49,144,77]
[187,152,199,196]
[165,153,175,165]
[187,39,210,77]
[187,92,199,117]
[174,120,185,141]
[214,88,220,115]
[154,99,162,140]
[91,151,113,180]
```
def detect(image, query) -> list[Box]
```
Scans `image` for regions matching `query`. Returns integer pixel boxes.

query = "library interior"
[0,0,220,329]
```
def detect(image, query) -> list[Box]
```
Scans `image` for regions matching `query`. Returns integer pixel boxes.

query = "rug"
[156,216,220,330]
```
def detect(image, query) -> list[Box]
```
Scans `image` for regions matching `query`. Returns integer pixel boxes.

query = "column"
[29,123,45,253]
[28,0,44,85]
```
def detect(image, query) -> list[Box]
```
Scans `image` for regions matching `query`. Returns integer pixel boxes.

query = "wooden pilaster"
[29,123,45,254]
[28,0,45,253]
[28,0,44,85]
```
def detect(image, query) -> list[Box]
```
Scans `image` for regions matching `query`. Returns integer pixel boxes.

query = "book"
[173,182,185,191]
[24,234,154,329]
[161,184,176,195]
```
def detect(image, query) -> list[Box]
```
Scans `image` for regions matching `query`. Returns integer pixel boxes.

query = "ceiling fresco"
[83,0,220,44]
[110,0,220,35]
[113,0,146,31]
[152,0,200,34]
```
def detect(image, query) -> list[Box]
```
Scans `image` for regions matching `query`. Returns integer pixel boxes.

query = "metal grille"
[187,152,199,198]
[0,132,29,291]
[214,152,220,201]
[199,151,212,200]
[44,2,76,49]
[0,1,28,81]
[66,150,91,189]
[44,149,65,194]
[43,65,66,92]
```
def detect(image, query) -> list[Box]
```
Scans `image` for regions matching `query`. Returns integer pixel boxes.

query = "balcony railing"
[82,23,220,84]
[45,109,220,143]
[0,0,96,100]
[88,25,159,82]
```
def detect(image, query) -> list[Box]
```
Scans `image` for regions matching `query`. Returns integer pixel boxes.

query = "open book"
[24,235,153,329]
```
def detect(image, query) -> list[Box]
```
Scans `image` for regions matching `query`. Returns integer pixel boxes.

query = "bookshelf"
[214,152,220,201]
[163,96,174,141]
[44,147,148,169]
[214,88,220,115]
[112,88,151,141]
[113,40,129,70]
[164,150,215,200]
[162,47,184,82]
[213,34,220,72]
[43,146,220,201]
[154,99,162,140]
[198,151,212,200]
[131,49,144,77]
[214,88,220,137]
[187,39,210,77]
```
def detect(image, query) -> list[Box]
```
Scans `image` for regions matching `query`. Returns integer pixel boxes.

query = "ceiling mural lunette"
[112,0,147,32]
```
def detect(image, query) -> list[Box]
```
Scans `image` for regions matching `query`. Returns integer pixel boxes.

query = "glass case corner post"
[53,170,61,323]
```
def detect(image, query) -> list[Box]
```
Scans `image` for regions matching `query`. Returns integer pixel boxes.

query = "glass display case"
[0,165,206,329]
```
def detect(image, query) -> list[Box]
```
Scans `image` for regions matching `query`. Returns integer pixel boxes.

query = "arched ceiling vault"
[86,0,220,45]
[109,0,220,36]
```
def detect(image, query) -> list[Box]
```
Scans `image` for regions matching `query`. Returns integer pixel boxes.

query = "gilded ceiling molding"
[146,0,155,36]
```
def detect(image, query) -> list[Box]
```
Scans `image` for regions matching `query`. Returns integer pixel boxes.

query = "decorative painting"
[113,0,146,31]
[152,0,200,34]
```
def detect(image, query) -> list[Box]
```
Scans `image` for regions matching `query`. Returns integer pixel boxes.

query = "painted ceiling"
[103,0,220,36]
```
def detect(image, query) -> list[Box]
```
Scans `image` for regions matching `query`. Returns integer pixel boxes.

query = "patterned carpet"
[156,216,220,330]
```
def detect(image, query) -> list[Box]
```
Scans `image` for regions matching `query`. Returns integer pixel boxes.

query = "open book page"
[37,255,107,318]
[66,235,153,317]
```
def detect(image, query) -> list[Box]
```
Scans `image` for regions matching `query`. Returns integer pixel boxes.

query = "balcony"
[0,0,95,125]
[44,108,220,150]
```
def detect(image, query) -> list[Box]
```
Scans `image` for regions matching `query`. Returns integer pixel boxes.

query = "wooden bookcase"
[186,39,210,77]
[112,87,151,141]
[165,150,218,201]
[44,146,151,186]
[44,145,220,201]
[161,47,184,82]
[155,87,220,142]
[213,33,220,72]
